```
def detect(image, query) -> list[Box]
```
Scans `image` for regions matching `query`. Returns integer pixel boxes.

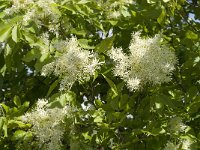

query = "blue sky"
[189,13,200,23]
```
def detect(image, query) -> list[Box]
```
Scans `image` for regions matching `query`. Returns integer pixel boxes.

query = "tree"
[0,0,199,149]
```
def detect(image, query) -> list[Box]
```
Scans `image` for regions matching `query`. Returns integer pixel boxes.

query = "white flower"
[5,0,60,28]
[41,37,103,91]
[108,11,121,19]
[23,8,35,23]
[168,117,187,133]
[181,138,194,150]
[53,40,68,53]
[126,77,141,91]
[164,138,195,150]
[108,32,177,91]
[22,98,72,149]
[36,98,48,109]
[164,142,178,150]
[4,0,34,15]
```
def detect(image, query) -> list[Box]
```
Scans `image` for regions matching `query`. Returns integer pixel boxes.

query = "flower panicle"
[108,32,177,91]
[22,98,73,149]
[41,37,104,91]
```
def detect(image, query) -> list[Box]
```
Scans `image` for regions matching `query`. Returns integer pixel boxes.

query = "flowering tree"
[0,0,200,149]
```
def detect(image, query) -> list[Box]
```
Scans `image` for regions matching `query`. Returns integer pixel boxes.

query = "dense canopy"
[0,0,200,149]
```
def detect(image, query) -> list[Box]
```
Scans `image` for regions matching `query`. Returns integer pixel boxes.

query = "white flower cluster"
[5,0,60,27]
[164,139,194,150]
[39,32,51,55]
[164,117,195,150]
[164,142,177,150]
[22,99,71,150]
[108,32,177,91]
[168,117,187,133]
[42,37,103,91]
[4,0,34,15]
[181,139,194,150]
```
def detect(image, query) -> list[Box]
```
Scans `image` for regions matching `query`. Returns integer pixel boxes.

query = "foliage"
[0,0,200,149]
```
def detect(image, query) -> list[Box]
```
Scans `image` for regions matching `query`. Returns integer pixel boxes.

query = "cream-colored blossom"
[5,0,60,27]
[126,77,141,91]
[110,0,133,8]
[164,139,194,150]
[168,117,187,133]
[41,37,103,91]
[164,141,178,150]
[22,98,72,149]
[5,0,34,15]
[108,11,121,19]
[181,138,194,150]
[108,32,177,91]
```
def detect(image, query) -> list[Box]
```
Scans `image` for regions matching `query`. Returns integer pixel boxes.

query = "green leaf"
[0,24,12,42]
[131,11,136,17]
[21,101,30,108]
[12,25,19,43]
[34,53,50,71]
[95,99,103,107]
[82,132,92,141]
[186,30,198,40]
[77,0,90,4]
[95,35,116,54]
[93,20,104,31]
[0,16,22,42]
[48,91,76,108]
[119,94,129,109]
[152,94,176,109]
[47,80,59,97]
[22,49,41,62]
[57,3,76,12]
[121,8,131,17]
[4,44,12,71]
[13,95,21,107]
[0,117,5,134]
[70,28,87,36]
[102,74,118,98]
[50,3,61,16]
[93,71,98,82]
[2,118,7,137]
[94,116,103,123]
[0,12,6,19]
[8,120,31,129]
[1,103,9,114]
[187,96,200,114]
[0,64,6,76]
[23,132,33,141]
[11,130,26,141]
[109,20,118,26]
[157,6,166,25]
[78,39,95,49]
[22,31,37,44]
